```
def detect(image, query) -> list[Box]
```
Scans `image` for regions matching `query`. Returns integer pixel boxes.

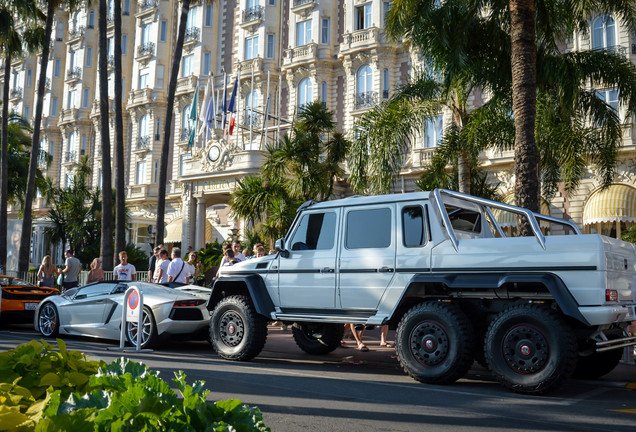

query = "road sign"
[126,288,141,323]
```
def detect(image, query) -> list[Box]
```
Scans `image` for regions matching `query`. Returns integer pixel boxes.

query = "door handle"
[378,266,394,273]
[320,267,334,273]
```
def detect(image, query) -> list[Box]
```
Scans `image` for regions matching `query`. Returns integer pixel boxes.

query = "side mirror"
[275,238,289,258]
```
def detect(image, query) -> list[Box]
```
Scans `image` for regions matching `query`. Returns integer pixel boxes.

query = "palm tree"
[19,0,80,272]
[113,0,125,255]
[98,0,114,270]
[0,0,44,272]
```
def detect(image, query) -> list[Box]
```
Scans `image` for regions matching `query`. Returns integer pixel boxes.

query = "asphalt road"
[1,323,635,432]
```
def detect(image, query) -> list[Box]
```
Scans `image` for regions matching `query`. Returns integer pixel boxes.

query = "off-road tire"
[210,295,268,361]
[574,328,625,379]
[485,304,577,395]
[126,306,158,349]
[396,301,475,384]
[38,302,60,337]
[292,323,344,355]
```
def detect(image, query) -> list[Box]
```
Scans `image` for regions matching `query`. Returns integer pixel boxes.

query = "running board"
[274,314,370,324]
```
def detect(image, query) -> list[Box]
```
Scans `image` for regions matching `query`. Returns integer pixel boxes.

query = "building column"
[188,197,196,251]
[195,196,207,250]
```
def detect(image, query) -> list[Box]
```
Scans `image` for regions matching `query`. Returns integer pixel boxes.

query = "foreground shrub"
[0,340,269,432]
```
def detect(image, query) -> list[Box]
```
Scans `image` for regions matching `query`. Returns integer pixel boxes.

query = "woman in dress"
[86,258,105,283]
[37,255,59,288]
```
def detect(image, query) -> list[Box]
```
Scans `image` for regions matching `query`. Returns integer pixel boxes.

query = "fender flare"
[398,272,587,325]
[206,274,275,318]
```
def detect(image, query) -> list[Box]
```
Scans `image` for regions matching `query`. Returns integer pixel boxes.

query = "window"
[403,206,426,247]
[138,70,149,89]
[244,36,259,60]
[82,88,90,108]
[160,20,168,42]
[266,33,275,59]
[54,59,61,77]
[187,6,197,29]
[203,52,211,75]
[141,23,151,45]
[290,212,337,250]
[98,169,102,188]
[154,160,159,183]
[80,134,87,155]
[445,205,482,235]
[65,173,73,188]
[26,69,32,87]
[68,90,76,109]
[181,54,193,77]
[592,15,616,50]
[383,68,389,98]
[70,51,77,69]
[245,90,258,126]
[205,4,213,26]
[24,106,30,120]
[179,154,191,176]
[269,0,275,5]
[88,11,95,29]
[107,38,113,57]
[298,78,312,107]
[355,3,372,30]
[424,115,443,147]
[139,114,149,138]
[68,131,77,153]
[56,23,64,41]
[383,1,391,27]
[49,141,55,158]
[296,20,311,46]
[123,0,130,15]
[86,47,92,67]
[597,89,619,114]
[156,65,165,88]
[321,18,330,44]
[51,97,58,116]
[182,106,192,134]
[356,64,373,95]
[122,35,128,55]
[156,118,161,140]
[321,82,327,104]
[136,161,146,184]
[346,208,391,249]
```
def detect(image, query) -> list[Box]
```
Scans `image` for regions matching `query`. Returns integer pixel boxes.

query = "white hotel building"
[2,0,636,269]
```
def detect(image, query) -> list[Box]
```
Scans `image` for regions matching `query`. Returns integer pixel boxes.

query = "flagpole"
[221,71,228,133]
[236,70,241,149]
[249,62,254,149]
[260,70,270,150]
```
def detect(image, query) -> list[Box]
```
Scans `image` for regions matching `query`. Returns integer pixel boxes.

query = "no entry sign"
[126,287,141,323]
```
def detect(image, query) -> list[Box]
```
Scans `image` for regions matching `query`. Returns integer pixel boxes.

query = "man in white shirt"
[114,251,136,281]
[153,249,170,283]
[232,240,246,262]
[167,247,190,284]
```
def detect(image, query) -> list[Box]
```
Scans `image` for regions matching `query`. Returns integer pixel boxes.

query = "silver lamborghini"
[34,281,211,349]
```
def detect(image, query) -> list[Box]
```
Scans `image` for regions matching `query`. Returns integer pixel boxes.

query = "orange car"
[0,275,60,318]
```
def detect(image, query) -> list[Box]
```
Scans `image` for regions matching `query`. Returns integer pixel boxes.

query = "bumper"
[579,305,636,326]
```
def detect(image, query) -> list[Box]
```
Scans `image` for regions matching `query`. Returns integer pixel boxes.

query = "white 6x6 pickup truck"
[206,189,636,394]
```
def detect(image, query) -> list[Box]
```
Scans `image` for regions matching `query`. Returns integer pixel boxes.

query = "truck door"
[338,205,396,310]
[277,209,339,309]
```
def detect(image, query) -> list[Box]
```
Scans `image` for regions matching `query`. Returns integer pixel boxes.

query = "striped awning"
[492,194,550,228]
[583,184,636,225]
[164,218,214,244]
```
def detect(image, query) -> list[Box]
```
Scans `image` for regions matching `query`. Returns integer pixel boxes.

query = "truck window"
[346,208,391,249]
[445,205,482,237]
[403,206,426,247]
[290,212,336,250]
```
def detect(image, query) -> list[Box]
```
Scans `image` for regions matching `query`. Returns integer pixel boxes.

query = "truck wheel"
[292,323,344,354]
[396,301,475,384]
[485,304,577,395]
[210,295,268,361]
[574,329,624,379]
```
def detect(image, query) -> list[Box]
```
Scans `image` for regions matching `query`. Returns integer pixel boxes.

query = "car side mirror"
[275,238,289,258]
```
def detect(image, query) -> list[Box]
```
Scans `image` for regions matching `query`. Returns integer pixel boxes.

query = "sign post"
[120,286,144,351]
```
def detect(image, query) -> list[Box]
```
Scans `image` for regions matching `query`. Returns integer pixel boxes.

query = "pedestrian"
[114,251,136,281]
[37,255,59,288]
[232,240,246,261]
[148,245,162,281]
[154,249,170,283]
[86,258,105,284]
[186,252,200,283]
[255,246,266,258]
[60,249,81,291]
[167,247,190,284]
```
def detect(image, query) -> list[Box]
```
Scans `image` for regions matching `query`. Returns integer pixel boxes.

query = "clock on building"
[207,145,221,162]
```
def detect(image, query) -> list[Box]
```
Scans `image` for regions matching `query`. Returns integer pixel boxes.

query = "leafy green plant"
[197,240,224,272]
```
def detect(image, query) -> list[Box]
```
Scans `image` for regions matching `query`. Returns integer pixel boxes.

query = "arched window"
[355,65,374,109]
[298,78,312,107]
[592,15,616,50]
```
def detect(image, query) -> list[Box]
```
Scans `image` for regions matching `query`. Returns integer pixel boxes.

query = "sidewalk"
[263,324,636,388]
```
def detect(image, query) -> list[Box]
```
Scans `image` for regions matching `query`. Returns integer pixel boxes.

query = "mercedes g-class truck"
[207,189,636,394]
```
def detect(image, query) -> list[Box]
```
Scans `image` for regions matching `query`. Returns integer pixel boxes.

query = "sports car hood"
[175,284,212,299]
[218,255,276,276]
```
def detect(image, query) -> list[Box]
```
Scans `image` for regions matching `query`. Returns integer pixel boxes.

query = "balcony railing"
[64,151,77,163]
[137,135,150,150]
[137,42,155,57]
[180,127,193,141]
[354,91,378,110]
[184,27,200,43]
[108,55,115,68]
[293,0,316,6]
[243,111,261,128]
[67,67,81,80]
[242,6,264,23]
[68,26,85,39]
[9,87,22,99]
[138,0,157,11]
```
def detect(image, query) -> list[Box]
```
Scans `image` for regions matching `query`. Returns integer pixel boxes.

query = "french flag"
[226,76,238,135]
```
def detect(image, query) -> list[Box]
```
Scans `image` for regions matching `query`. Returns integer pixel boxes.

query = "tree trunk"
[156,0,191,246]
[0,52,10,272]
[114,0,126,254]
[18,1,55,273]
[457,154,470,195]
[98,0,114,270]
[510,0,540,224]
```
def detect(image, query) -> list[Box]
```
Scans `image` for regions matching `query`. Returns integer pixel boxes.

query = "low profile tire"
[209,295,268,361]
[126,306,157,349]
[574,329,625,379]
[292,323,344,355]
[396,301,475,384]
[485,304,577,395]
[38,302,59,337]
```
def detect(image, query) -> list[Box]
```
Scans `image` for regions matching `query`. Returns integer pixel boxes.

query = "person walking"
[60,249,81,291]
[114,251,136,281]
[186,252,200,283]
[148,245,162,281]
[153,249,170,283]
[86,258,105,284]
[167,247,190,284]
[37,255,59,288]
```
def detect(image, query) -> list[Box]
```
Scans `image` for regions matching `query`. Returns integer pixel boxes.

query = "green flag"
[187,86,198,150]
